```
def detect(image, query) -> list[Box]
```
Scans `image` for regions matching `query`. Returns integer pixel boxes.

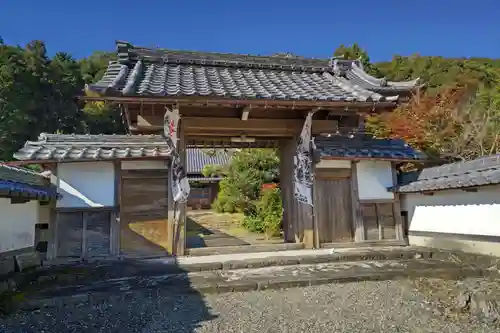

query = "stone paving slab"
[15,247,434,289]
[15,258,492,311]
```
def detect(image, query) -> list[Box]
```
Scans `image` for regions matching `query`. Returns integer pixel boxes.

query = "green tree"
[206,149,279,213]
[333,43,381,76]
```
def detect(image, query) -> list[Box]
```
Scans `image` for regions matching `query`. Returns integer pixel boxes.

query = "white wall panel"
[403,185,500,237]
[356,160,394,200]
[0,198,38,252]
[53,162,115,208]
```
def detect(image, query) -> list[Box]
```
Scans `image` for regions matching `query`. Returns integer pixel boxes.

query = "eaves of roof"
[84,41,420,104]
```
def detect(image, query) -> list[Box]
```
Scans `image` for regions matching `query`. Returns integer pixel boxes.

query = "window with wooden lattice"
[361,202,397,240]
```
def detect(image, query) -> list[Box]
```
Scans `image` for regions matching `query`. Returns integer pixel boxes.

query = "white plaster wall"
[53,162,115,208]
[0,198,38,253]
[403,185,500,237]
[356,160,394,200]
[121,160,168,170]
[316,159,351,169]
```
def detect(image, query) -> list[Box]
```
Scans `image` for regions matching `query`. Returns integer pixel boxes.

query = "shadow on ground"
[186,216,250,248]
[0,258,218,332]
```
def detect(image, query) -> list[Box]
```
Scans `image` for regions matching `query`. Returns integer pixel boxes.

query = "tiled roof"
[332,59,421,94]
[14,133,172,162]
[0,164,58,200]
[85,41,418,103]
[186,148,232,174]
[314,135,425,161]
[394,154,500,193]
[0,164,48,186]
[187,176,223,182]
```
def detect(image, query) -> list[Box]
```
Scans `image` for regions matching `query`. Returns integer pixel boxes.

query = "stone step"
[185,243,304,256]
[31,247,434,287]
[15,258,491,311]
[12,247,431,288]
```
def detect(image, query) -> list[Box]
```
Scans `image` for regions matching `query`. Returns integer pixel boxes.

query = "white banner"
[163,107,190,203]
[293,111,315,206]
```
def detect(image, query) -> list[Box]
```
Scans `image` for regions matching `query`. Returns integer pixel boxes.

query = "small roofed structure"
[186,148,233,209]
[395,154,500,257]
[314,135,426,162]
[0,164,58,275]
[13,133,174,260]
[14,133,172,162]
[310,134,425,245]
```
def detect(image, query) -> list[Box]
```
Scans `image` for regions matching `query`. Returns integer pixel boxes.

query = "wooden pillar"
[298,201,314,248]
[350,161,365,242]
[289,135,314,249]
[311,160,319,249]
[279,139,296,243]
[45,163,58,260]
[110,161,121,256]
[175,122,187,255]
[167,115,187,256]
[167,162,175,255]
[392,166,405,241]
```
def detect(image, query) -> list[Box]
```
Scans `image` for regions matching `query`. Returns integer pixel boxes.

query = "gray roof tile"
[332,59,421,94]
[394,154,500,192]
[187,176,223,182]
[85,41,418,102]
[0,164,58,200]
[14,133,172,162]
[186,149,232,174]
[0,164,48,186]
[314,135,425,161]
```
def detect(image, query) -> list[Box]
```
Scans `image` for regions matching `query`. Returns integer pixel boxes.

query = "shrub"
[243,187,283,237]
[208,149,279,213]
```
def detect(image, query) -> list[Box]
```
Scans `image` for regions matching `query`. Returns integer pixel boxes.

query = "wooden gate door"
[314,169,354,244]
[120,170,169,257]
[56,210,111,258]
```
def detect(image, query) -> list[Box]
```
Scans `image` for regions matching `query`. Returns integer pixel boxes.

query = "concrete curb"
[5,248,435,292]
[178,248,434,273]
[17,266,490,312]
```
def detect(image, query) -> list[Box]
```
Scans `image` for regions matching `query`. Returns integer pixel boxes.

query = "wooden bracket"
[241,106,251,121]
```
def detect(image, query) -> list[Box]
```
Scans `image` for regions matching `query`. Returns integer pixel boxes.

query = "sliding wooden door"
[120,170,169,257]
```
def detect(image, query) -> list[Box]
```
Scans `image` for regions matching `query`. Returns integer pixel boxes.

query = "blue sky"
[1,0,499,62]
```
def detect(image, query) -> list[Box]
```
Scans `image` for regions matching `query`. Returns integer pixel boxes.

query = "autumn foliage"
[366,83,500,162]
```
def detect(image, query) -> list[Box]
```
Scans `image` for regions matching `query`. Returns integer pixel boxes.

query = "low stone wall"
[0,248,41,299]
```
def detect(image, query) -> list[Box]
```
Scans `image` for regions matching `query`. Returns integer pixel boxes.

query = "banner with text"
[293,111,315,206]
[163,107,190,203]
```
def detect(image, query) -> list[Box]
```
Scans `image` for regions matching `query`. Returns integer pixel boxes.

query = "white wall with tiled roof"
[402,184,500,257]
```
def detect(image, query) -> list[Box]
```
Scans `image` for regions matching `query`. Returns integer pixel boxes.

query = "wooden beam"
[136,115,339,136]
[241,106,251,121]
[79,95,397,110]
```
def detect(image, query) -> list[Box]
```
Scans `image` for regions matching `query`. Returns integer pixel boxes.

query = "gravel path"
[1,280,498,333]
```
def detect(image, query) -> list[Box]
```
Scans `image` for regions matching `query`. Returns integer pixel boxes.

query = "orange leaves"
[369,85,475,159]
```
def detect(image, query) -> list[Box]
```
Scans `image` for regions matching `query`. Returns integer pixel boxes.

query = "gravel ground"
[1,280,499,333]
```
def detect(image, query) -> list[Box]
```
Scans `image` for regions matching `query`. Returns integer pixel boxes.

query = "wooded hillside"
[1,40,498,162]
